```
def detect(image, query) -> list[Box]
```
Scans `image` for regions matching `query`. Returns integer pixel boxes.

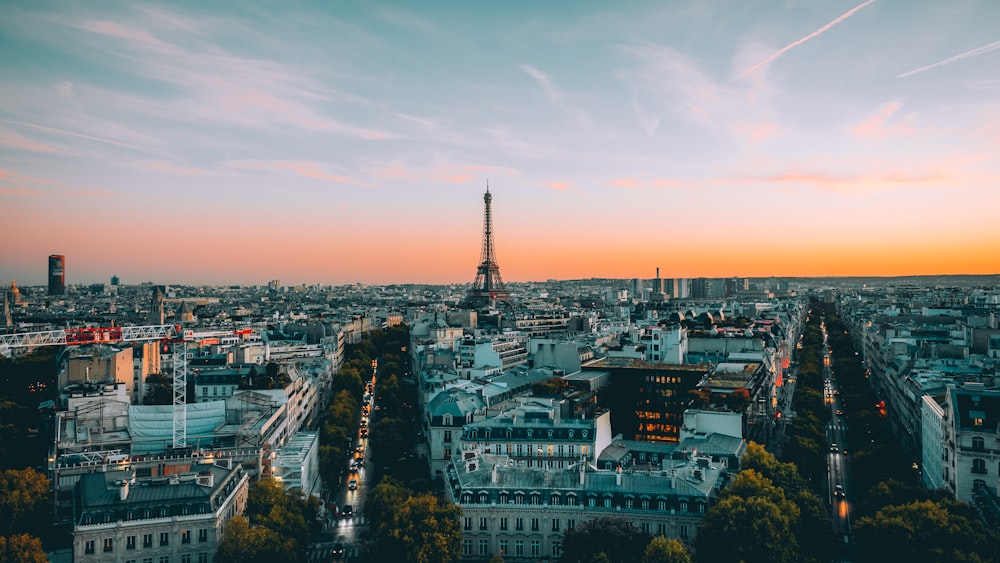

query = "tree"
[143,374,173,405]
[387,493,462,563]
[214,515,290,563]
[853,499,999,563]
[0,468,49,537]
[0,534,47,563]
[642,535,691,563]
[695,495,798,563]
[558,516,651,563]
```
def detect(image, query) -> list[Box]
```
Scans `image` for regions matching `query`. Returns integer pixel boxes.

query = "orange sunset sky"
[2,1,999,286]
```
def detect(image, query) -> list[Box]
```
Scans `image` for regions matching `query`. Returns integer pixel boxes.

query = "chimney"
[579,461,586,485]
[616,465,622,486]
[119,480,129,501]
[491,464,498,484]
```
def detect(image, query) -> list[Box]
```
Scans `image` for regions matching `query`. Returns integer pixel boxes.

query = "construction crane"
[0,324,256,449]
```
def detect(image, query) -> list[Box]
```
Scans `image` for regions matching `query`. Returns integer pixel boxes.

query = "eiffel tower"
[463,186,512,309]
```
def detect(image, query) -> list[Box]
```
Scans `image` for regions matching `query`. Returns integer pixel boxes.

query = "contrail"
[741,0,876,78]
[897,39,1000,78]
[0,117,141,150]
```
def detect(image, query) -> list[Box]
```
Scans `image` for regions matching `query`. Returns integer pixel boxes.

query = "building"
[72,461,249,563]
[942,384,1000,505]
[458,401,612,471]
[586,359,710,443]
[449,442,731,561]
[49,254,66,295]
[272,430,321,498]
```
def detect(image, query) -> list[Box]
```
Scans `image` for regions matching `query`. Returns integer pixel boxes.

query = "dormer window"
[443,414,453,426]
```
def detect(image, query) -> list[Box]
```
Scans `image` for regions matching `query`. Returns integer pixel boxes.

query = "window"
[198,529,208,543]
[197,555,208,563]
[567,519,576,530]
[182,530,191,544]
[499,540,508,557]
[658,500,667,511]
[679,525,689,539]
[515,540,524,557]
[202,387,208,396]
[553,542,563,558]
[640,522,650,534]
[552,518,561,531]
[641,499,649,510]
[160,557,170,563]
[463,540,473,556]
[444,447,451,458]
[680,501,688,512]
[973,458,987,474]
[588,497,596,507]
[464,517,472,530]
[499,517,508,530]
[85,540,95,555]
[104,538,114,552]
[127,536,136,550]
[443,414,453,425]
[625,498,634,509]
[603,497,612,508]
[444,430,452,443]
[143,534,153,548]
[160,532,169,546]
[182,556,192,563]
[531,517,539,531]
[479,539,489,556]
[973,436,985,450]
[516,517,524,531]
[531,540,540,557]
[479,517,488,531]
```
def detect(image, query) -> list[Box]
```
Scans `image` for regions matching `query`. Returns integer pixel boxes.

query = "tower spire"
[463,184,512,309]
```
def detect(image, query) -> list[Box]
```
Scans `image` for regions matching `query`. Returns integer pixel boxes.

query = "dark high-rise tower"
[48,254,66,295]
[463,187,512,308]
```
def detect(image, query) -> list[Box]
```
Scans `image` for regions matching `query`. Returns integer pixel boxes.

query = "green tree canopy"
[0,534,47,563]
[642,535,691,563]
[696,495,798,563]
[853,499,999,563]
[558,516,651,563]
[387,493,462,563]
[214,515,290,563]
[0,468,49,537]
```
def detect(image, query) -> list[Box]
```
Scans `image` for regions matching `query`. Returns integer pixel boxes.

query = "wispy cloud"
[373,162,517,185]
[137,160,213,176]
[897,39,1000,79]
[732,170,950,193]
[740,0,876,78]
[0,128,60,153]
[543,181,572,191]
[0,169,114,197]
[609,177,695,190]
[852,101,914,138]
[519,64,563,105]
[0,117,143,151]
[227,160,361,185]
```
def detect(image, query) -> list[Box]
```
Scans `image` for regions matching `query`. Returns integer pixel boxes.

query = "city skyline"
[2,1,999,287]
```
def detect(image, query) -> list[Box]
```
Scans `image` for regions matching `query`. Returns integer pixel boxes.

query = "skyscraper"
[48,254,66,295]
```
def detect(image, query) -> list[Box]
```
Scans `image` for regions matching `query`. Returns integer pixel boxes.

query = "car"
[836,410,843,415]
[834,484,846,498]
[829,443,839,453]
[332,542,345,557]
[342,504,353,516]
[348,478,358,490]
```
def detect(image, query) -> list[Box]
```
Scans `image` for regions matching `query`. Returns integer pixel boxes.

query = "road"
[822,324,852,546]
[319,374,378,559]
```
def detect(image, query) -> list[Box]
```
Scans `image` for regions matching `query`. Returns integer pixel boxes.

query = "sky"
[2,0,999,287]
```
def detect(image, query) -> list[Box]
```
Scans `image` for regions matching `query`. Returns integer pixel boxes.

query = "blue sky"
[2,1,999,286]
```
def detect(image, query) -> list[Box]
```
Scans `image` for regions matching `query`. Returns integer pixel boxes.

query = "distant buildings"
[49,254,66,295]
